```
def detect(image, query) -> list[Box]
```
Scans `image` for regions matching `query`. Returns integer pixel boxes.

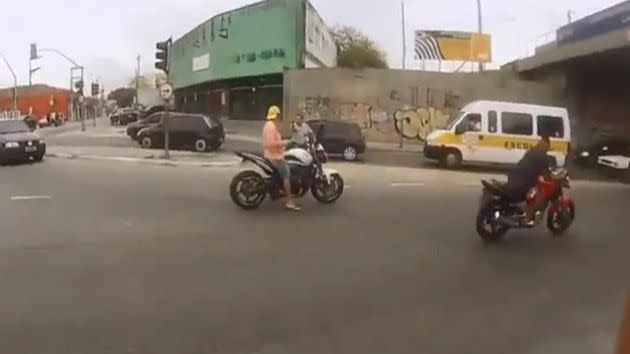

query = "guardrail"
[0,110,21,119]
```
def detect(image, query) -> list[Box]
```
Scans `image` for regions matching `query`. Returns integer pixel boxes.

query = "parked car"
[126,112,163,141]
[37,117,50,128]
[139,104,173,120]
[306,119,366,161]
[110,108,139,126]
[573,137,630,167]
[136,113,225,152]
[0,119,46,165]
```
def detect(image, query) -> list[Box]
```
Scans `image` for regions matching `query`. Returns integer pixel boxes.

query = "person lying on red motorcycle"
[504,134,556,227]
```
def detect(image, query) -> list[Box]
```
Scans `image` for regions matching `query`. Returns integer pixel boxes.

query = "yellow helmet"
[266,105,281,120]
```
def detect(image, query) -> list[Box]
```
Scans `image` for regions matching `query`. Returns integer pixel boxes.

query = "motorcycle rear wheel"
[229,170,267,210]
[476,203,510,242]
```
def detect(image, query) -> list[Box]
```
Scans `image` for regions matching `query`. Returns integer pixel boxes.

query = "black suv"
[136,113,225,152]
[126,112,163,141]
[139,105,173,120]
[306,120,366,161]
[110,108,139,126]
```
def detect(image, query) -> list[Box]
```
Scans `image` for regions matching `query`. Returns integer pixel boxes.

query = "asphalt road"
[1,158,629,354]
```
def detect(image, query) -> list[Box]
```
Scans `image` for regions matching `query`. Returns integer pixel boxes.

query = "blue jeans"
[271,160,290,180]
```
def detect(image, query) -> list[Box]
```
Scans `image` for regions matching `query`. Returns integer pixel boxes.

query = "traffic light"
[74,80,84,92]
[155,38,172,74]
[91,82,99,96]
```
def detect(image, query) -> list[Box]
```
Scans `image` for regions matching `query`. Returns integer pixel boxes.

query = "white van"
[424,100,571,168]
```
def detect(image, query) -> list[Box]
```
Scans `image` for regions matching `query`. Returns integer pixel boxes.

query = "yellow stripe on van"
[433,133,570,154]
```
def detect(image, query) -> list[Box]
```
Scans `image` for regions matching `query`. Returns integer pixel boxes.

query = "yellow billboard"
[414,30,492,62]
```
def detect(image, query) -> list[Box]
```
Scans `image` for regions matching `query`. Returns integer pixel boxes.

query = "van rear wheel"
[441,149,462,169]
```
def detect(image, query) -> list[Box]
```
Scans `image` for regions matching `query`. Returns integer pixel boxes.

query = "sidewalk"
[47,145,241,168]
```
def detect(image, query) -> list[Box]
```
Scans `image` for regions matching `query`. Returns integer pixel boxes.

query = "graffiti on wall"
[296,92,456,142]
[393,106,451,141]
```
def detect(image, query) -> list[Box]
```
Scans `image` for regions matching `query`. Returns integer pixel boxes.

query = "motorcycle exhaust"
[497,215,521,228]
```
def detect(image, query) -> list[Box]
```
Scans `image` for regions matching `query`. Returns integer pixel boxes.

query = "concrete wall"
[284,68,565,143]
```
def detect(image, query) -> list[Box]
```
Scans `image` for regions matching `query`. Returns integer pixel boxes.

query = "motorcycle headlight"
[526,188,537,200]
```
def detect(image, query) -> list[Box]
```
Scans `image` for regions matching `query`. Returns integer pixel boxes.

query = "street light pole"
[0,53,19,112]
[135,55,140,106]
[476,0,484,72]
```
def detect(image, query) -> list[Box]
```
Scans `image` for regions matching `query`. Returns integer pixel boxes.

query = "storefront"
[168,0,336,120]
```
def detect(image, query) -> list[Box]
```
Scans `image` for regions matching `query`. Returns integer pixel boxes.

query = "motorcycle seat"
[481,179,511,198]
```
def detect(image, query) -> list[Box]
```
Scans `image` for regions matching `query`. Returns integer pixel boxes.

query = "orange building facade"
[0,84,72,119]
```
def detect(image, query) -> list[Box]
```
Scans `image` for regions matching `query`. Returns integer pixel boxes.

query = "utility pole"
[135,55,140,107]
[399,1,406,149]
[567,10,574,24]
[0,53,19,112]
[476,0,484,72]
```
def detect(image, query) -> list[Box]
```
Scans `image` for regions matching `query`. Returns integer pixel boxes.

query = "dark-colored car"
[126,112,163,141]
[306,119,366,161]
[139,105,173,120]
[110,108,139,126]
[0,119,46,165]
[573,137,630,167]
[136,113,225,152]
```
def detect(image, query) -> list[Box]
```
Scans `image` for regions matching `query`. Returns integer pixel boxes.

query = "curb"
[46,153,241,168]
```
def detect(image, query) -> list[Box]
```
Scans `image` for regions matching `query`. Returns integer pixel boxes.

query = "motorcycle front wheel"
[229,170,267,210]
[311,173,344,204]
[547,201,575,236]
[476,202,510,242]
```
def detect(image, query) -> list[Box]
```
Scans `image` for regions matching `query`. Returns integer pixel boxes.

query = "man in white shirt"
[291,113,315,146]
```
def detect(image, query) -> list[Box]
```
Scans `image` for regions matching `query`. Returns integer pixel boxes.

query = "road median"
[46,145,241,168]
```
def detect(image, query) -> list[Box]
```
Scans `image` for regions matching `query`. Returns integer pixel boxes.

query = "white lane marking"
[344,185,352,189]
[10,195,52,201]
[389,182,425,187]
[454,182,480,186]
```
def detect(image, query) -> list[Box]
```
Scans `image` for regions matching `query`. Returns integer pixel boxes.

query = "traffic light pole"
[163,105,170,159]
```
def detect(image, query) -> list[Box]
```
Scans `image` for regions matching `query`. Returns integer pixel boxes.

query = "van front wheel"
[441,149,462,169]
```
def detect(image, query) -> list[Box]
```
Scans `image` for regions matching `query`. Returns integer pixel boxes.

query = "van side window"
[501,112,533,135]
[456,113,482,133]
[488,111,497,133]
[537,115,564,138]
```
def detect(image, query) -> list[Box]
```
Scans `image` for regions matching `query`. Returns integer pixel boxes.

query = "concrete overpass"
[505,0,630,142]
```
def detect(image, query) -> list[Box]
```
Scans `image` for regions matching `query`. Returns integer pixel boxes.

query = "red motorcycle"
[476,168,575,242]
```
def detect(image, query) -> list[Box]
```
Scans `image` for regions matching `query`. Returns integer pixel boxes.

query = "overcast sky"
[0,0,622,92]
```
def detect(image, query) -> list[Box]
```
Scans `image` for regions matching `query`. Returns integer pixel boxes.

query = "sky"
[0,0,622,93]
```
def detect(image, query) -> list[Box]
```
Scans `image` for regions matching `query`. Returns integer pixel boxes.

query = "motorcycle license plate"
[25,146,37,152]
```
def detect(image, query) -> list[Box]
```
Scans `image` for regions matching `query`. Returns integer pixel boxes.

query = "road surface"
[1,158,629,353]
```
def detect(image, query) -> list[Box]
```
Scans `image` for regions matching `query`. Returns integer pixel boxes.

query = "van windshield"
[445,111,465,130]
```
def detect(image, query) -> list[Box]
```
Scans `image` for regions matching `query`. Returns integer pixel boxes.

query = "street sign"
[159,83,173,100]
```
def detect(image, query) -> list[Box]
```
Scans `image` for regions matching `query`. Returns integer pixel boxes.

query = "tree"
[332,26,388,69]
[107,87,136,108]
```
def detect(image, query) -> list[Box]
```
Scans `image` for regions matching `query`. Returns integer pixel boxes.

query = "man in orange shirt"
[262,105,300,211]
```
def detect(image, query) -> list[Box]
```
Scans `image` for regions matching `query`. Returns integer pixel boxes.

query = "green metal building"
[168,0,337,120]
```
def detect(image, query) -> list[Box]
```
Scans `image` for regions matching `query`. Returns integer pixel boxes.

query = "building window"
[501,112,533,135]
[537,115,564,138]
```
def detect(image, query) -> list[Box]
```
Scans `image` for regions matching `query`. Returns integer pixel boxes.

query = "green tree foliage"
[107,87,136,108]
[332,26,388,69]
